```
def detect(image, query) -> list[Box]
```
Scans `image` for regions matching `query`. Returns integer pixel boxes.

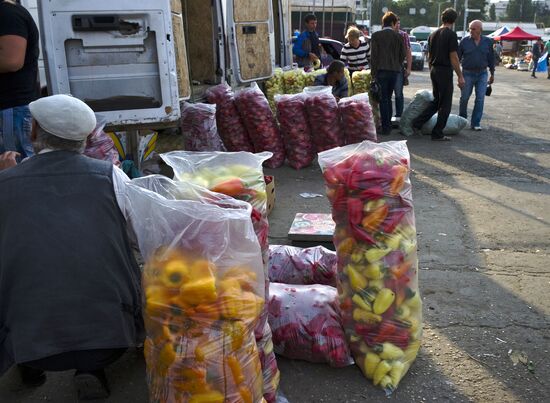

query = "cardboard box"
[265,175,275,216]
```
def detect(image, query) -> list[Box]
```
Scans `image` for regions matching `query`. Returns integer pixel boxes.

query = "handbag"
[369,79,381,103]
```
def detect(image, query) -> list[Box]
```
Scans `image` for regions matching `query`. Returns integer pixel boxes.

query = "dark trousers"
[531,58,539,77]
[22,348,127,372]
[376,70,400,131]
[413,66,453,138]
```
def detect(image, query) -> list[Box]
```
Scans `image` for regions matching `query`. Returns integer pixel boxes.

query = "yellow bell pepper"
[188,259,217,281]
[373,288,395,314]
[405,292,422,311]
[157,343,176,375]
[364,352,381,379]
[364,263,384,280]
[179,276,218,306]
[348,266,368,291]
[189,391,225,403]
[373,360,392,386]
[160,258,190,288]
[365,247,391,263]
[389,361,405,387]
[352,294,372,312]
[352,308,382,324]
[337,237,356,255]
[239,386,253,403]
[385,233,403,251]
[375,342,405,360]
[404,339,421,363]
[227,355,245,385]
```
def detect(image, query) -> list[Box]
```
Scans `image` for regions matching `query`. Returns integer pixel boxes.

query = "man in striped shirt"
[340,27,370,74]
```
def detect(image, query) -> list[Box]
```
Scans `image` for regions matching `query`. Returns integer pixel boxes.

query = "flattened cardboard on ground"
[288,213,335,242]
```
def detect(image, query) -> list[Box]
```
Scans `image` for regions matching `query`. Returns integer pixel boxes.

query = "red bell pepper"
[390,328,411,349]
[359,186,385,201]
[350,224,377,245]
[380,209,408,234]
[371,321,397,344]
[347,197,364,225]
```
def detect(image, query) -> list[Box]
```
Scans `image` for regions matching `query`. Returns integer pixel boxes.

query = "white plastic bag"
[303,86,344,152]
[125,181,265,403]
[400,90,434,136]
[180,102,226,151]
[421,113,468,135]
[338,93,377,144]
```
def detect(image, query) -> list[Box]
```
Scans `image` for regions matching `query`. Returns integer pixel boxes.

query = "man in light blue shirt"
[458,20,495,131]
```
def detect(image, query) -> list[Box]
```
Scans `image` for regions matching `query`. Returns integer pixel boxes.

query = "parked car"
[292,37,344,67]
[410,42,425,70]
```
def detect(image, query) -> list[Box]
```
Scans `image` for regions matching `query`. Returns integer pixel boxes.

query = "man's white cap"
[29,94,96,141]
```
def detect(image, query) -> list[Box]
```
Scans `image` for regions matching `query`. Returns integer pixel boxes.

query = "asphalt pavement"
[1,65,549,402]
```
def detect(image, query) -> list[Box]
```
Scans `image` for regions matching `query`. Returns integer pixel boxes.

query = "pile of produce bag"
[303,68,326,87]
[180,102,226,152]
[351,69,372,95]
[268,245,337,287]
[304,86,344,152]
[318,140,422,395]
[125,179,265,403]
[268,283,354,367]
[205,84,255,152]
[84,120,120,166]
[161,151,280,402]
[282,66,306,94]
[274,93,314,169]
[421,113,468,135]
[338,93,377,145]
[234,83,285,168]
[266,68,284,111]
[400,90,434,137]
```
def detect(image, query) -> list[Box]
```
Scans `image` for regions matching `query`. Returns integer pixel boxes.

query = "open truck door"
[226,0,276,84]
[272,0,292,67]
[38,0,181,127]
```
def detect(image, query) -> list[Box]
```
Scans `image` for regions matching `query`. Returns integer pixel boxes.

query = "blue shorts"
[0,105,34,161]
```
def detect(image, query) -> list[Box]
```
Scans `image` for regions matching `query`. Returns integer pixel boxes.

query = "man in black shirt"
[0,0,40,159]
[412,8,465,141]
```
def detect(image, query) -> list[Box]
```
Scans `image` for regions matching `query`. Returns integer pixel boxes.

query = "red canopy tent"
[494,26,541,41]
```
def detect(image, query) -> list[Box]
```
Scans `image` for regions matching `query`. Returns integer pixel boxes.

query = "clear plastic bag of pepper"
[317,140,422,395]
[274,93,314,169]
[338,93,378,145]
[180,102,226,152]
[234,83,286,168]
[268,283,354,367]
[303,86,344,153]
[124,180,266,403]
[205,84,255,152]
[160,151,280,402]
[268,245,338,287]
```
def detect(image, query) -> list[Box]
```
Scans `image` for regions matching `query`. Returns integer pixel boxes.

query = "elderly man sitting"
[0,95,144,400]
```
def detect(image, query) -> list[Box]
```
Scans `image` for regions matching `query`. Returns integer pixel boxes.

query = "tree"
[489,3,496,20]
[506,0,535,22]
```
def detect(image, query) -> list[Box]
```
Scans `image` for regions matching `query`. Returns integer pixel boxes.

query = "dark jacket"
[314,74,349,99]
[0,151,144,374]
[370,27,406,76]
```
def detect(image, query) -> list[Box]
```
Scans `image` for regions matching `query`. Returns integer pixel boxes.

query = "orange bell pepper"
[337,237,356,255]
[389,165,408,196]
[361,204,389,232]
[239,386,253,403]
[227,355,245,385]
[179,276,218,306]
[210,177,245,196]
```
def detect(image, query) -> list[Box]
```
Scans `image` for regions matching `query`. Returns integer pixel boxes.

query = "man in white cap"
[0,94,144,400]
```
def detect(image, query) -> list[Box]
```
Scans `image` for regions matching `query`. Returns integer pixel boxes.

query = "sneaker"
[18,365,47,387]
[473,126,482,131]
[74,369,110,400]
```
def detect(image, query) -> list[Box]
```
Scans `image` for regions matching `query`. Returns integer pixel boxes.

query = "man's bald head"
[468,20,483,40]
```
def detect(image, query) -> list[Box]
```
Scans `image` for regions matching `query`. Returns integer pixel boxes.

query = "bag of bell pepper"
[180,102,226,152]
[160,151,280,402]
[303,86,344,152]
[268,283,354,367]
[317,140,422,395]
[84,119,120,166]
[399,89,434,137]
[234,83,286,168]
[125,179,265,403]
[205,84,255,152]
[338,93,377,145]
[274,93,314,170]
[266,67,284,112]
[268,245,338,287]
[282,65,306,94]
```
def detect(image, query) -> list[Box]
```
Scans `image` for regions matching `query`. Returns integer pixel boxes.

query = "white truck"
[23,0,292,128]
